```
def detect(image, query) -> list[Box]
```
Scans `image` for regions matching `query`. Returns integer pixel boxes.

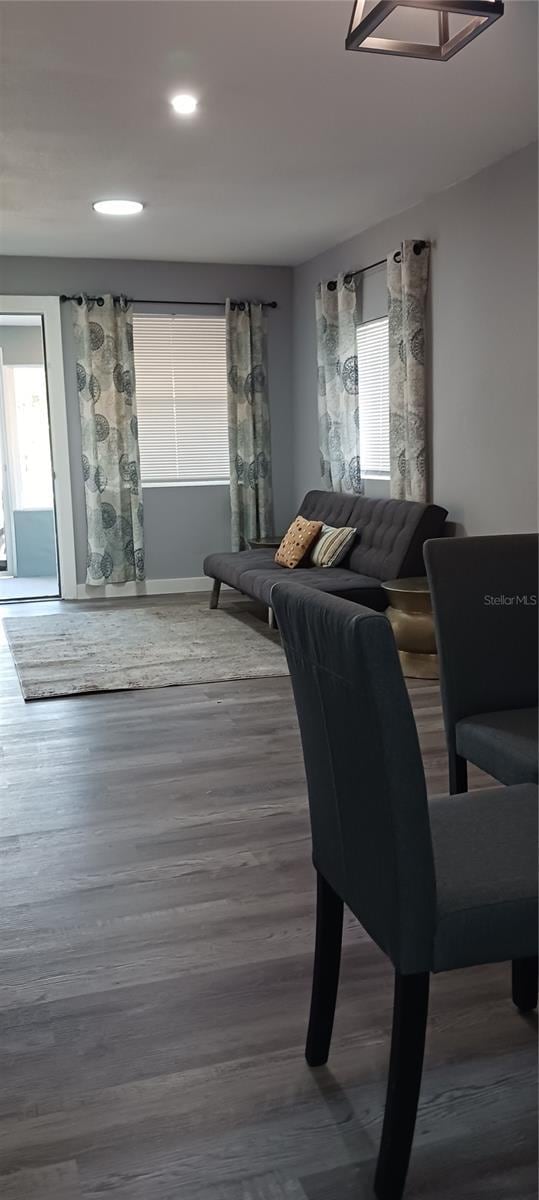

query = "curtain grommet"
[327,280,337,292]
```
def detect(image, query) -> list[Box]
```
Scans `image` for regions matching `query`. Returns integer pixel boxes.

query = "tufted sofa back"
[298,490,447,581]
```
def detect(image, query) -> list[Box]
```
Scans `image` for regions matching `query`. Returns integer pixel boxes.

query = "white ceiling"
[0,0,536,266]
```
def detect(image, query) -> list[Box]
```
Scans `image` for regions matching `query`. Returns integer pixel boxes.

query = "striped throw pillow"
[310,524,357,568]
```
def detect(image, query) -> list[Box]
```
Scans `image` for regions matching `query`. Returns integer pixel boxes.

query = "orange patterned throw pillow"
[275,517,323,569]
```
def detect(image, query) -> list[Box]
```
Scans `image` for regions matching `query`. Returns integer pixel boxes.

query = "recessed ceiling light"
[93,199,144,216]
[171,93,198,116]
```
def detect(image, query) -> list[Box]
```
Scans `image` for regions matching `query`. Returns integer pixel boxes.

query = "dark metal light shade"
[346,0,504,61]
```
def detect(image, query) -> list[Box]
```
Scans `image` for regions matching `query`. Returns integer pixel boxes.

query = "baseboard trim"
[74,576,224,600]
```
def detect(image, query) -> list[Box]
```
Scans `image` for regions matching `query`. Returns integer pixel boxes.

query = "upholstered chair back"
[425,534,539,726]
[271,582,437,975]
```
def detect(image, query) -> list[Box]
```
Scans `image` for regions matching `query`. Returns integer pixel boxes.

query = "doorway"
[0,314,59,600]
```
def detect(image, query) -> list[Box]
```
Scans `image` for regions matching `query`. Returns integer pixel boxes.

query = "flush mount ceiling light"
[346,0,504,61]
[171,93,198,115]
[93,200,144,216]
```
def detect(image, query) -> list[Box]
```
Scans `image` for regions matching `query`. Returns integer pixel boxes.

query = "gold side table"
[382,577,438,680]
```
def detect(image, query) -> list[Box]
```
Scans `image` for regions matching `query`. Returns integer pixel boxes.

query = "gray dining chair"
[425,534,538,794]
[270,581,537,1200]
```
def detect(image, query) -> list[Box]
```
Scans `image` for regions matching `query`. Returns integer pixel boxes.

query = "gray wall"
[293,143,538,534]
[2,146,535,583]
[0,257,293,582]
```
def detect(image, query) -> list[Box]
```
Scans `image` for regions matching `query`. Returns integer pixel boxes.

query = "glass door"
[0,316,60,601]
[0,356,15,578]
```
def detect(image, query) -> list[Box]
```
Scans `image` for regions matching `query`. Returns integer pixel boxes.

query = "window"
[356,316,390,478]
[133,313,229,484]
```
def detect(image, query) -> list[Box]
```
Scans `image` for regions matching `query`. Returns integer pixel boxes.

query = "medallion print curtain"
[387,241,430,501]
[226,300,273,551]
[72,295,145,585]
[316,274,363,494]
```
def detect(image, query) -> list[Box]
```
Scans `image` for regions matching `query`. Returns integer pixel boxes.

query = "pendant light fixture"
[345,0,504,61]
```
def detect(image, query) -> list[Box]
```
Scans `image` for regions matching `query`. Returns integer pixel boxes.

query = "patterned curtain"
[72,295,145,585]
[387,241,430,501]
[316,273,362,494]
[226,300,273,551]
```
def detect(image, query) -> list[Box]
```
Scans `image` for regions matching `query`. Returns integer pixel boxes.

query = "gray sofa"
[204,490,448,616]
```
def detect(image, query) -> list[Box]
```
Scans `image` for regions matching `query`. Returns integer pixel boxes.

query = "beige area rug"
[3,599,288,701]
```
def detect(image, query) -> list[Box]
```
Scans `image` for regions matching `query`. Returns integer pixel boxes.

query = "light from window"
[356,316,390,478]
[3,365,54,508]
[133,313,229,484]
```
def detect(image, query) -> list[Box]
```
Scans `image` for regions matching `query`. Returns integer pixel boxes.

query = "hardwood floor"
[0,594,536,1198]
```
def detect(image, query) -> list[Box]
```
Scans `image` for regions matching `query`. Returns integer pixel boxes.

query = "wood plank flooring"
[0,593,536,1198]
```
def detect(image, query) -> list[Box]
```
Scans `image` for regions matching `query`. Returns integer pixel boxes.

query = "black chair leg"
[209,579,221,610]
[512,957,538,1013]
[374,972,430,1200]
[449,749,467,794]
[305,871,343,1068]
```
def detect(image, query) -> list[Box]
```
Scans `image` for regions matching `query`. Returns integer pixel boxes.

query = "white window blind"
[356,316,390,478]
[132,313,229,484]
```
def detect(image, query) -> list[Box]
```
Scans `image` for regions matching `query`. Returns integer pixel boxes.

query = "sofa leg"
[268,606,277,630]
[209,579,221,610]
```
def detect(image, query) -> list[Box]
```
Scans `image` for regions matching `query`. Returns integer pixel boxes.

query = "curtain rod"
[326,242,427,290]
[326,256,385,290]
[350,256,387,278]
[60,294,278,309]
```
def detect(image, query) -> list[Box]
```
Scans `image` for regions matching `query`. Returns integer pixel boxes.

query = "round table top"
[382,576,430,594]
